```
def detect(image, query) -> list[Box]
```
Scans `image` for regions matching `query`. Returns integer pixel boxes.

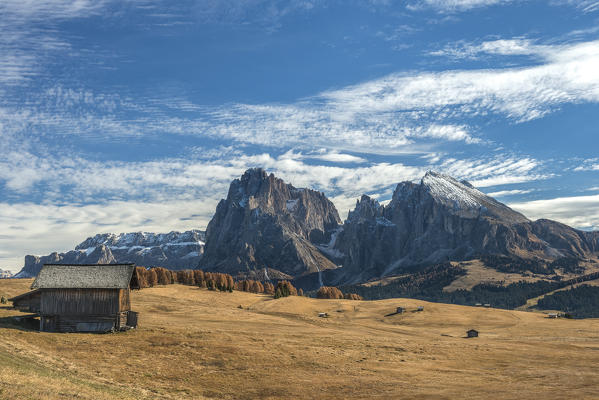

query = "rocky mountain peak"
[332,171,593,283]
[394,170,529,224]
[200,168,341,277]
[348,195,383,222]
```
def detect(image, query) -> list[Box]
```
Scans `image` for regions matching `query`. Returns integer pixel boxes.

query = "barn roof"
[31,264,135,289]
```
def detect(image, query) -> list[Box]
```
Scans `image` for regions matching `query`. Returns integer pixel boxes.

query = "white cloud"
[486,189,533,197]
[429,38,553,60]
[510,194,599,230]
[308,150,367,164]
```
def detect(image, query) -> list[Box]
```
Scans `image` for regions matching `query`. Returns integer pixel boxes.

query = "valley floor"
[1,279,599,399]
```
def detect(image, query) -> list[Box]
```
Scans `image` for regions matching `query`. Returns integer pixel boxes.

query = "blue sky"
[1,0,599,271]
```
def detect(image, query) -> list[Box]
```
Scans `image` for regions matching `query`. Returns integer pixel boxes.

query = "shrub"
[193,270,204,286]
[317,286,344,299]
[135,267,149,288]
[148,269,158,287]
[344,293,363,301]
[274,281,297,298]
[264,282,275,295]
[156,268,171,285]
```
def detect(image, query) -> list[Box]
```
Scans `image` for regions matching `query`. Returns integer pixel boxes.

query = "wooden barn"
[14,263,140,333]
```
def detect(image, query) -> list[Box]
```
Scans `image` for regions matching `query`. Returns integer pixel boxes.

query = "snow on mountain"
[0,269,13,279]
[422,171,483,209]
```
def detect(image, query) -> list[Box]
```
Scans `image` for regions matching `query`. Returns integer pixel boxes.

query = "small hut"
[467,329,479,338]
[19,263,139,333]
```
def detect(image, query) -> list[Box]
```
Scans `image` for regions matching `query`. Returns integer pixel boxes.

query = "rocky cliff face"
[333,171,599,283]
[199,168,341,277]
[14,230,205,278]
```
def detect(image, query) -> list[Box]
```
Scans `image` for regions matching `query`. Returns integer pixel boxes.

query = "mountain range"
[14,230,205,278]
[14,169,599,296]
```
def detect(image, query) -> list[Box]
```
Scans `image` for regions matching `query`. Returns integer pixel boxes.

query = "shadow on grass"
[0,315,40,331]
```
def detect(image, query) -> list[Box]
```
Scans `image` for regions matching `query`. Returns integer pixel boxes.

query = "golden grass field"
[2,278,599,399]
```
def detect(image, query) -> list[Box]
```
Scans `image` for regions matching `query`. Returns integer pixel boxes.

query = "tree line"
[316,286,363,300]
[135,267,304,298]
[135,267,361,301]
[537,284,599,318]
[135,267,235,291]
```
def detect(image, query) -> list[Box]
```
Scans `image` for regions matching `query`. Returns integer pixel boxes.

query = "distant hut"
[467,329,479,338]
[547,313,559,319]
[416,306,424,312]
[17,263,140,333]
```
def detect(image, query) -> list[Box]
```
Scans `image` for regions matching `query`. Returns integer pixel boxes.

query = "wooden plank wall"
[42,315,117,333]
[13,292,41,313]
[41,289,121,315]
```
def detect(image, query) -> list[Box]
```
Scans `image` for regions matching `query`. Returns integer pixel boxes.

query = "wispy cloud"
[554,0,599,13]
[573,158,599,171]
[0,0,109,85]
[486,189,533,197]
[409,0,599,13]
[407,0,516,12]
[437,155,547,187]
[321,39,599,124]
[428,38,553,60]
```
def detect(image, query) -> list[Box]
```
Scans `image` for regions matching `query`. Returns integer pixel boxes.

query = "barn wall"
[13,291,41,313]
[40,289,122,315]
[42,315,118,333]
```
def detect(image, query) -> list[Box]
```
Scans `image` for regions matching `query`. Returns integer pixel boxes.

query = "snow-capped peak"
[421,171,485,209]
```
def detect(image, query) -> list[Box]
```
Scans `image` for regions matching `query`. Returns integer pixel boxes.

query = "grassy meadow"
[1,278,599,399]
